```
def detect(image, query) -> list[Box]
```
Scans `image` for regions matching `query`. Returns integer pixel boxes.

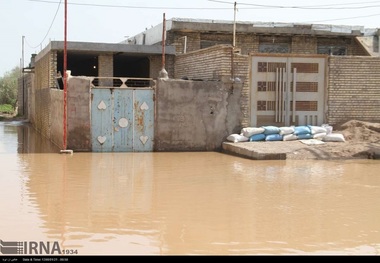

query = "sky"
[1,0,380,77]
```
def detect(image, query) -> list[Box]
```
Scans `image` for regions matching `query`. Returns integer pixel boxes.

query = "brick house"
[125,18,380,127]
[19,18,380,152]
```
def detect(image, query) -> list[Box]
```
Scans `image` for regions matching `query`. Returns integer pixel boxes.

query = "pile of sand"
[337,120,380,143]
[287,120,380,160]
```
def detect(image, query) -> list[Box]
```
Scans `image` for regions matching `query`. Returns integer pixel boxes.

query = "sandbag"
[249,133,265,142]
[249,133,266,142]
[241,127,265,138]
[265,134,283,141]
[293,126,311,135]
[279,126,295,135]
[313,132,327,140]
[308,125,327,135]
[322,124,333,134]
[262,126,281,135]
[283,134,298,141]
[322,133,345,142]
[227,134,249,143]
[297,133,313,140]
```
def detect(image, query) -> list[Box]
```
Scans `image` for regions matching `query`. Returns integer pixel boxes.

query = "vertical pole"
[231,2,237,82]
[292,68,297,123]
[22,36,25,116]
[159,13,168,78]
[63,0,68,150]
[22,36,25,71]
[233,1,237,48]
[275,68,279,122]
[162,13,166,71]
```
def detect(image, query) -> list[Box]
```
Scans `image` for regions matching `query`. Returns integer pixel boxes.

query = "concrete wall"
[34,88,51,140]
[67,77,92,151]
[327,56,380,125]
[155,79,242,151]
[175,45,251,127]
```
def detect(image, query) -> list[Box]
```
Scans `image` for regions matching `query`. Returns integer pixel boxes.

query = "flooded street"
[1,121,380,255]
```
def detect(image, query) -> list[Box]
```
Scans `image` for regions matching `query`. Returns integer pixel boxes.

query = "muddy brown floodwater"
[1,121,380,255]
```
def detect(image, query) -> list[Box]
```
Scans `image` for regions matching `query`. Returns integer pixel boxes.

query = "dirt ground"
[287,120,380,160]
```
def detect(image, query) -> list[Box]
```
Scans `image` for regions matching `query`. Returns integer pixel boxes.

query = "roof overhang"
[36,41,175,62]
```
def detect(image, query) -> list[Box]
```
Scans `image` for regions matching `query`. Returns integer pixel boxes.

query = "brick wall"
[175,44,380,128]
[292,36,317,54]
[30,50,62,147]
[237,35,259,55]
[98,54,113,86]
[50,89,64,148]
[175,44,234,80]
[34,87,51,138]
[17,76,26,116]
[29,74,36,124]
[328,56,380,125]
[32,50,57,135]
[169,31,368,56]
[233,53,250,127]
[149,55,175,79]
[167,32,201,53]
[35,52,51,90]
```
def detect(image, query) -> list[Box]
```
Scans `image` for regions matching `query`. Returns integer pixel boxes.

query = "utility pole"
[231,2,237,83]
[63,0,68,151]
[22,36,25,72]
[159,13,168,78]
[22,35,25,116]
[233,1,237,48]
[60,0,72,154]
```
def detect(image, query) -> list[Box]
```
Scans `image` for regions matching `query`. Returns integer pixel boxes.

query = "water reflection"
[0,121,60,154]
[1,121,380,255]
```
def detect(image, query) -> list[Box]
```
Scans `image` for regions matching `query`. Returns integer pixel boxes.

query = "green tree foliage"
[0,66,20,107]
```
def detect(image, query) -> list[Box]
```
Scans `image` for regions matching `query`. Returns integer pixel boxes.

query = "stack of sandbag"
[242,126,283,142]
[226,124,345,143]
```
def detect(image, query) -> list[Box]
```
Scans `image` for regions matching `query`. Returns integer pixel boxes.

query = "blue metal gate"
[91,78,154,152]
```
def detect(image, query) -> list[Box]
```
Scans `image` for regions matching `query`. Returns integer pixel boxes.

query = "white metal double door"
[250,55,326,127]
